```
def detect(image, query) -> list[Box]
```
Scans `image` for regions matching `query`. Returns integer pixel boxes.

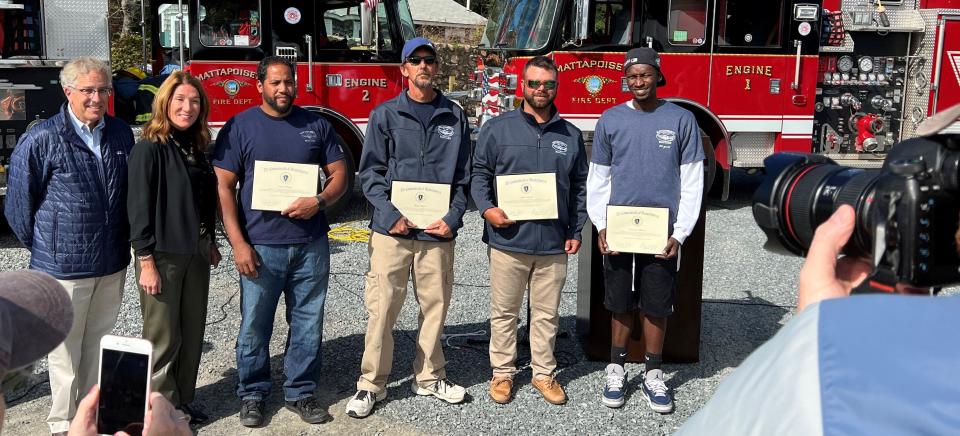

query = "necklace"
[168,133,198,166]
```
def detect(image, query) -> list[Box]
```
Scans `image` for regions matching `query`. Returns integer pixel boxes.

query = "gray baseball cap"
[0,271,72,378]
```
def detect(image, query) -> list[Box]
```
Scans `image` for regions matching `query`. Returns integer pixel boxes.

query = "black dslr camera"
[752,134,960,292]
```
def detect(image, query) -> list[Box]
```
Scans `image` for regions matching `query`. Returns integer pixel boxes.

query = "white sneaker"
[345,389,387,418]
[602,364,627,408]
[412,378,466,404]
[641,369,674,413]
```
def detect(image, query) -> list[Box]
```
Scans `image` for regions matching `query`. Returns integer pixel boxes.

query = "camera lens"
[753,153,880,257]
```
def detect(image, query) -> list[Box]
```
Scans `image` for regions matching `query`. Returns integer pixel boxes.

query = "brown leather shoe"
[488,376,513,404]
[532,375,567,405]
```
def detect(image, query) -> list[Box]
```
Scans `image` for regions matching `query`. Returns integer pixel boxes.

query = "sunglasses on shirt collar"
[406,55,437,66]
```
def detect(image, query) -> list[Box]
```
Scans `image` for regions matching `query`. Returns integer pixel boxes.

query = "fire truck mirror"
[572,0,591,41]
[360,4,374,46]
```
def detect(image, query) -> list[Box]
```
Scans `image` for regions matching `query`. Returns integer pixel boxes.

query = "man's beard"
[524,92,554,109]
[411,74,433,90]
[265,91,295,114]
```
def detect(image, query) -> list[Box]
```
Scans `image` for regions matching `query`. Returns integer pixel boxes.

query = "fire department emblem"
[437,125,454,139]
[215,79,248,97]
[281,173,290,183]
[575,75,614,97]
[656,129,677,146]
[417,194,424,202]
[634,218,642,225]
[949,51,960,87]
[522,184,530,193]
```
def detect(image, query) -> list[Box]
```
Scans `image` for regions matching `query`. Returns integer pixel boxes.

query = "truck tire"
[323,133,356,220]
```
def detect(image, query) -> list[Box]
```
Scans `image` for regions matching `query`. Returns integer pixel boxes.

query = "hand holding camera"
[754,133,960,292]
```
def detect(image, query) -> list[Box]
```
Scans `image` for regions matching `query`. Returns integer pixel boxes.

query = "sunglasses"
[406,55,437,66]
[526,80,557,90]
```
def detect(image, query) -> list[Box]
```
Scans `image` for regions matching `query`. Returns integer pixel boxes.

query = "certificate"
[605,205,668,254]
[251,160,320,211]
[495,173,558,221]
[391,181,451,229]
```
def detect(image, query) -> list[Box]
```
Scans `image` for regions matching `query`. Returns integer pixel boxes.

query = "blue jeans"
[235,238,329,401]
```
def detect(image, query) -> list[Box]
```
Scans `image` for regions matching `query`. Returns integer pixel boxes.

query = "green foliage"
[464,0,497,16]
[111,32,146,72]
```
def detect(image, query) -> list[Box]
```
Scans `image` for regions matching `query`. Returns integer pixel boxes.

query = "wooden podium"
[575,204,706,363]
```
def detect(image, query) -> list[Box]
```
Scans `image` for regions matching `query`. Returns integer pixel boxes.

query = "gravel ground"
[3,171,957,435]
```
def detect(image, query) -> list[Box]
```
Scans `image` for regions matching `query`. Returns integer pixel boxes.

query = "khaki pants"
[356,232,454,394]
[135,238,211,406]
[47,269,126,433]
[488,247,567,379]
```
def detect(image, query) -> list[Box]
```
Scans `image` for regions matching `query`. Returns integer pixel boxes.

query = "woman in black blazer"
[128,71,220,423]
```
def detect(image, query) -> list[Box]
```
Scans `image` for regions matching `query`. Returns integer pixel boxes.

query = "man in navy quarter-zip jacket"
[471,56,588,406]
[347,37,472,419]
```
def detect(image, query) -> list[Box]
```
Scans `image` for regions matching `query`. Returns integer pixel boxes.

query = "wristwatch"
[315,194,326,210]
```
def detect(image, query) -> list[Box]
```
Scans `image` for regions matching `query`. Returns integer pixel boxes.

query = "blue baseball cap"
[401,36,436,61]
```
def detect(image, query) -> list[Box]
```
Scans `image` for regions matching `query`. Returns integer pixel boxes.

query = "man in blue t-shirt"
[586,47,705,413]
[212,56,348,427]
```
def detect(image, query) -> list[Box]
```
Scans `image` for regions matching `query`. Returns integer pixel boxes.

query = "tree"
[108,0,148,71]
[456,0,497,17]
[121,0,140,34]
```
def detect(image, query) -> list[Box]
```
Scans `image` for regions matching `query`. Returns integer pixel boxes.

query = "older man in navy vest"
[4,56,134,435]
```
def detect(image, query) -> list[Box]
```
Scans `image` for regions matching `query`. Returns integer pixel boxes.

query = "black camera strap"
[853,268,898,294]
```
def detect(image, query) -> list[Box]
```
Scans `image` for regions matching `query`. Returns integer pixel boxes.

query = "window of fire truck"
[0,0,42,58]
[481,0,558,50]
[715,0,783,48]
[588,0,632,45]
[198,0,261,48]
[667,0,706,46]
[317,2,394,55]
[397,0,417,42]
[158,4,191,49]
[558,0,637,48]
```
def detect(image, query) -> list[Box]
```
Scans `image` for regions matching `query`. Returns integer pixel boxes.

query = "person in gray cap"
[586,47,704,413]
[346,36,471,419]
[0,270,73,433]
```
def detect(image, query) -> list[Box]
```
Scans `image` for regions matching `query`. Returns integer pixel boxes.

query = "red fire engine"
[0,0,418,211]
[471,0,960,198]
[145,0,418,195]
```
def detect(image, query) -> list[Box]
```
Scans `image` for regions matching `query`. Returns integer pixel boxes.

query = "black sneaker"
[180,403,209,424]
[285,396,332,424]
[239,398,264,427]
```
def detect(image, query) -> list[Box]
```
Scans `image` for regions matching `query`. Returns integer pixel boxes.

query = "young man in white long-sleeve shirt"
[586,47,704,413]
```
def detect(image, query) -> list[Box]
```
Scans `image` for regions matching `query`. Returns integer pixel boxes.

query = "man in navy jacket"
[4,56,133,434]
[471,56,588,405]
[346,37,471,419]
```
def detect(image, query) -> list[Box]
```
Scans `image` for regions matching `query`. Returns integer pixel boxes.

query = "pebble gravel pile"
[3,171,956,435]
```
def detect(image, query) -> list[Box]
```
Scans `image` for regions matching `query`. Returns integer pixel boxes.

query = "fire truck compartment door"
[43,0,109,61]
[934,16,960,118]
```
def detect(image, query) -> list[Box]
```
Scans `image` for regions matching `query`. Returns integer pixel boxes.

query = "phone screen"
[97,349,149,435]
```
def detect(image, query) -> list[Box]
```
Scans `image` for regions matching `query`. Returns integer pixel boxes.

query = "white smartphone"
[97,335,153,436]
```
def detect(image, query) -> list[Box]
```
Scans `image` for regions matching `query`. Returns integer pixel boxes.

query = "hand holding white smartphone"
[97,335,153,436]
